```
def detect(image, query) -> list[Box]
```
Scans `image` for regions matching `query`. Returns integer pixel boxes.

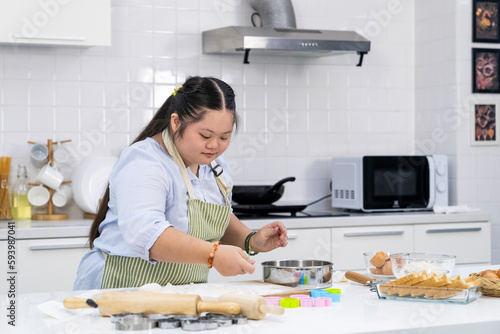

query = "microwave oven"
[331,155,448,212]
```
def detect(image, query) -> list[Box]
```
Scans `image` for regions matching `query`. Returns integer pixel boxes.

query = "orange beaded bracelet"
[207,241,220,268]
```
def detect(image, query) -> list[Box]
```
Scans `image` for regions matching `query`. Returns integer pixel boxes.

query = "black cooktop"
[235,210,350,220]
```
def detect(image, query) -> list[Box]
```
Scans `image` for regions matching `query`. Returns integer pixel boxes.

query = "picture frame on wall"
[471,101,498,145]
[472,48,500,93]
[473,0,500,43]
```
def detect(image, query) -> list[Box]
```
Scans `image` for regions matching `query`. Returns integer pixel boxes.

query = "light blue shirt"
[74,137,233,290]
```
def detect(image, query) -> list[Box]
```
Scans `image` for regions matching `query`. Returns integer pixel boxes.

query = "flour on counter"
[138,281,303,299]
[139,282,262,299]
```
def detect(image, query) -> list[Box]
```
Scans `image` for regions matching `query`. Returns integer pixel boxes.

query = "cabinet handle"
[29,243,88,251]
[12,34,86,41]
[344,231,404,237]
[425,227,482,234]
[288,234,298,240]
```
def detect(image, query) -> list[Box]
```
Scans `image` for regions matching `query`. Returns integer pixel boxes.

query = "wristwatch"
[245,231,259,256]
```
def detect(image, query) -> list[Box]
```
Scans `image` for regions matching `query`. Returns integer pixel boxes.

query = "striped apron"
[100,130,231,289]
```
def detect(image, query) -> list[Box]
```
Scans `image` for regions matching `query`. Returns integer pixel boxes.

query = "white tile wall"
[415,0,500,262]
[0,1,452,228]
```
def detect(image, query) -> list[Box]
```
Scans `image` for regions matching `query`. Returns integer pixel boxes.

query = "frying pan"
[231,177,296,205]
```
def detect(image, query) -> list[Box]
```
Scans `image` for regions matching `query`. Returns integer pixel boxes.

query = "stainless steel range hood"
[202,0,370,66]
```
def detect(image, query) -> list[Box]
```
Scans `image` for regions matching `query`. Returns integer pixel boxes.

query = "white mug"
[36,163,64,190]
[53,143,69,164]
[30,143,49,168]
[27,186,50,207]
[52,184,73,207]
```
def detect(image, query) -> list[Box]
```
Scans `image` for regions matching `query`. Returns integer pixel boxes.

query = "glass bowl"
[390,253,456,279]
[363,251,395,278]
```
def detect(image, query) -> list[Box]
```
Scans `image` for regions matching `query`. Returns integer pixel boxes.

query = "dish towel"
[433,205,481,214]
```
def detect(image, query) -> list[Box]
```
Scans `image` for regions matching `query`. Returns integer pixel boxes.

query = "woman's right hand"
[212,244,255,276]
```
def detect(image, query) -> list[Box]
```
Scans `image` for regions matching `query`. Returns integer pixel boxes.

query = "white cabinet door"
[208,228,331,283]
[331,225,413,271]
[0,0,111,46]
[414,223,491,265]
[5,237,89,294]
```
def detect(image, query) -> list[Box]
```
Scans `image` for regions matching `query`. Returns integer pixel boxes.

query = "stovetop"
[236,211,350,220]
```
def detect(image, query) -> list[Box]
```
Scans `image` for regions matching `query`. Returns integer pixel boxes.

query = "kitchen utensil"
[181,318,218,331]
[36,163,64,190]
[51,184,73,207]
[231,315,248,325]
[232,176,296,205]
[345,271,378,292]
[217,293,285,320]
[0,156,12,219]
[30,143,49,168]
[204,313,233,327]
[262,259,333,289]
[115,317,155,331]
[63,291,240,317]
[71,156,117,213]
[158,318,181,329]
[345,271,375,286]
[27,185,50,207]
[390,253,456,278]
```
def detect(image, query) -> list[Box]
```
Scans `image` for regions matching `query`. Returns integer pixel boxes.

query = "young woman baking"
[74,76,288,290]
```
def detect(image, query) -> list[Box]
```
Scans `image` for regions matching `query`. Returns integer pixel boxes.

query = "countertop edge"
[0,212,490,240]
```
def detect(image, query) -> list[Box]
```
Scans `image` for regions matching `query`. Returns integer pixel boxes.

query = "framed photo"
[473,0,500,43]
[471,101,498,145]
[472,48,500,93]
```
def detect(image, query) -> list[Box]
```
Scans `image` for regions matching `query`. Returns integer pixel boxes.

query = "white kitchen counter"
[0,211,490,240]
[3,265,499,334]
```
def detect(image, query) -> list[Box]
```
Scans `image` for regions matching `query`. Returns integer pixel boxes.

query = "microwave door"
[363,156,431,211]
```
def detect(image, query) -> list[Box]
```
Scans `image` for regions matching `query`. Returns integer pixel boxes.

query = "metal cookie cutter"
[181,318,218,331]
[147,314,174,320]
[157,318,181,329]
[203,313,233,327]
[231,315,248,325]
[345,271,378,292]
[114,317,156,331]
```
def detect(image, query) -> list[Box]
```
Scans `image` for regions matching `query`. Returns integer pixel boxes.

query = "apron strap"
[162,129,197,199]
[162,129,231,201]
[209,161,231,199]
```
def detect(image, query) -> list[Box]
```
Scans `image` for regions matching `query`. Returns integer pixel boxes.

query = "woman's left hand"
[251,221,288,253]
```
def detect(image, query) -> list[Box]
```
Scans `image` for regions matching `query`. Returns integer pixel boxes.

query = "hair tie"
[172,85,183,96]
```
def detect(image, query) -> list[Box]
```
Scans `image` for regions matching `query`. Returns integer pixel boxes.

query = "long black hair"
[88,76,238,249]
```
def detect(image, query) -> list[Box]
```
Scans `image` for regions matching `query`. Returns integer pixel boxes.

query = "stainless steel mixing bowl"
[262,259,333,289]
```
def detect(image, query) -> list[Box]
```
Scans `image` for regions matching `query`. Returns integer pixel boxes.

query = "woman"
[74,76,288,290]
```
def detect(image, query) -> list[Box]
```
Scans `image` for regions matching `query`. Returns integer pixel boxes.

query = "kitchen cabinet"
[331,225,414,270]
[208,228,331,283]
[0,237,89,294]
[0,0,111,46]
[414,222,491,264]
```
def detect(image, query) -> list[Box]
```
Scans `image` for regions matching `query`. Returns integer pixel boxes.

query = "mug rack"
[28,139,71,221]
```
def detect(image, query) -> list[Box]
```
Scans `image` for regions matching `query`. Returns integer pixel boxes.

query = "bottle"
[11,164,31,220]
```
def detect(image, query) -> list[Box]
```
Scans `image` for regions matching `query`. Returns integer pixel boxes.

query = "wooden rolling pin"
[63,291,240,316]
[218,293,285,320]
[345,271,373,285]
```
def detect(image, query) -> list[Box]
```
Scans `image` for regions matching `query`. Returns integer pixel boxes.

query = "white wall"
[0,0,416,218]
[415,0,500,263]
